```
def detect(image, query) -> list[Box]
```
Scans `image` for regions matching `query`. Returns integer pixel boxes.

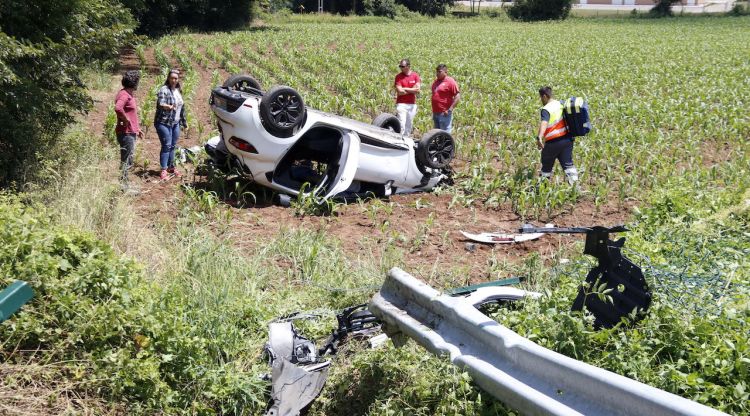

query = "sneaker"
[160,170,169,180]
[168,167,182,178]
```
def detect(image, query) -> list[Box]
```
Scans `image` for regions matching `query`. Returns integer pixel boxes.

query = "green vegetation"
[156,18,749,219]
[121,0,255,36]
[0,0,135,187]
[507,0,572,21]
[1,15,749,416]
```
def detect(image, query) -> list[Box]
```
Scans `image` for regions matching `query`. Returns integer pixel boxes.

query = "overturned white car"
[206,74,455,202]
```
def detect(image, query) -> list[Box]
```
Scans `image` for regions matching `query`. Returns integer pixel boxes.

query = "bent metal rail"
[369,268,727,416]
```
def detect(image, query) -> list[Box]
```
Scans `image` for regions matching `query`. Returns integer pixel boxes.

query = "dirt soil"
[94,49,636,284]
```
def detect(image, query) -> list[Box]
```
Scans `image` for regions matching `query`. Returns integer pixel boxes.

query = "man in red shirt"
[431,64,460,134]
[393,59,421,136]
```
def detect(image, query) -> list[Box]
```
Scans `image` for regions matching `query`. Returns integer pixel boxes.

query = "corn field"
[148,18,749,219]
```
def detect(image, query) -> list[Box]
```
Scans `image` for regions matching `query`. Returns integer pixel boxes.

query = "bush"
[0,195,264,413]
[507,0,571,21]
[394,4,422,18]
[649,0,680,17]
[727,3,749,16]
[398,0,454,16]
[481,6,509,19]
[363,0,399,18]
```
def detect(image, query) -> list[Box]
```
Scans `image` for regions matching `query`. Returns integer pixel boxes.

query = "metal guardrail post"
[369,267,727,416]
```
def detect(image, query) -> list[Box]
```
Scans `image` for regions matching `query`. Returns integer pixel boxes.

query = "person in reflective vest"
[536,86,578,184]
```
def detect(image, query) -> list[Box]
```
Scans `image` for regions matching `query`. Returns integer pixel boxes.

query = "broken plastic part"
[520,224,651,328]
[265,322,330,416]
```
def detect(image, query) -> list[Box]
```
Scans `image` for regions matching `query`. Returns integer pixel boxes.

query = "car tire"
[260,85,306,138]
[222,74,262,94]
[417,129,455,169]
[372,113,401,133]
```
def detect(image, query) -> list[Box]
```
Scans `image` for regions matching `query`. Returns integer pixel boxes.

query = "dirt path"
[91,48,635,283]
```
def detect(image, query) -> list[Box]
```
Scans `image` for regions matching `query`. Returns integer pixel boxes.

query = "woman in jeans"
[114,70,144,189]
[154,69,188,180]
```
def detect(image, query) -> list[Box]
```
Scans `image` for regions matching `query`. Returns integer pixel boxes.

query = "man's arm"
[536,120,547,149]
[536,108,551,149]
[449,92,460,110]
[394,82,406,96]
[443,92,460,115]
[402,82,421,94]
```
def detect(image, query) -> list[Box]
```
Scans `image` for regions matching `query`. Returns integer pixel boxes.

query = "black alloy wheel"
[417,129,455,169]
[260,85,306,137]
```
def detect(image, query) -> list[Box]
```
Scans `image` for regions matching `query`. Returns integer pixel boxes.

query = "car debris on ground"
[261,224,660,415]
[518,224,652,328]
[460,223,555,244]
[262,278,527,416]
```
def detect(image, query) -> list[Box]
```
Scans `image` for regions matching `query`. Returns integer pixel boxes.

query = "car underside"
[207,74,455,203]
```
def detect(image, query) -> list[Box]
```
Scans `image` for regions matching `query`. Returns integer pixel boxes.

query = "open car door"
[315,131,360,201]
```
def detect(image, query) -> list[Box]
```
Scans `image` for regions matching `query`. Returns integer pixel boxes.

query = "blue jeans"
[432,111,453,134]
[155,122,180,170]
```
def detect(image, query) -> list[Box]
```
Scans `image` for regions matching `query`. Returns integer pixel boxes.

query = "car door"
[318,131,360,201]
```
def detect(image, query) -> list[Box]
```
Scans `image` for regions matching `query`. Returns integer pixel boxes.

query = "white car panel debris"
[460,224,555,244]
[460,230,545,244]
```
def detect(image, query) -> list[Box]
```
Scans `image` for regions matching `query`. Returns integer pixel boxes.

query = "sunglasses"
[399,65,407,68]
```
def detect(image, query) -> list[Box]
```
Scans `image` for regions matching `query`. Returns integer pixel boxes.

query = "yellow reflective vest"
[542,100,569,141]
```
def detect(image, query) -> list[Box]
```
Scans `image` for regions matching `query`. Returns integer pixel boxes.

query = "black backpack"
[562,97,591,137]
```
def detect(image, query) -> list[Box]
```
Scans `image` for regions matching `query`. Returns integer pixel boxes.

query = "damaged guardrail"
[369,267,728,416]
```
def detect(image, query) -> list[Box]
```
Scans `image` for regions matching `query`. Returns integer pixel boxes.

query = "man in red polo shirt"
[431,64,460,134]
[393,59,421,136]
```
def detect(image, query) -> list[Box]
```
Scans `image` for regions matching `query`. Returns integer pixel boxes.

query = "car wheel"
[417,129,455,169]
[223,74,262,94]
[372,113,401,133]
[260,85,306,138]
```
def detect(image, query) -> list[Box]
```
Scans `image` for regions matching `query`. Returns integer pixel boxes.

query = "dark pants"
[117,133,136,183]
[541,137,578,183]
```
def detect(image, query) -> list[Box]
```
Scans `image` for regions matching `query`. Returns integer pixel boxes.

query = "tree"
[121,0,256,36]
[507,0,571,21]
[0,0,135,186]
[398,0,454,17]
